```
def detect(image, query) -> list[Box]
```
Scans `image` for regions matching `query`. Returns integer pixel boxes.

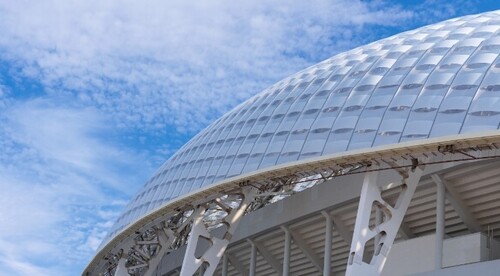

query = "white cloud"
[0,1,482,275]
[0,0,423,134]
[0,253,56,276]
[0,98,154,275]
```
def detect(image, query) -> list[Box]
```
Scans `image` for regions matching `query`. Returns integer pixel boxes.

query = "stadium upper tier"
[101,10,500,248]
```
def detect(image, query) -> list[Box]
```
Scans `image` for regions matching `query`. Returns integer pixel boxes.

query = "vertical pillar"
[283,227,291,276]
[249,240,257,276]
[374,207,383,246]
[222,255,228,276]
[435,179,445,270]
[322,211,332,276]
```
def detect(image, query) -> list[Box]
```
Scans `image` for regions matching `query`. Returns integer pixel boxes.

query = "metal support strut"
[180,187,259,276]
[346,161,425,275]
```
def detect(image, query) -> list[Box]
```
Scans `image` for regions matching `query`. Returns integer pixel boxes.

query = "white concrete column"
[322,211,332,276]
[222,254,228,276]
[282,226,291,276]
[435,178,445,270]
[249,240,257,276]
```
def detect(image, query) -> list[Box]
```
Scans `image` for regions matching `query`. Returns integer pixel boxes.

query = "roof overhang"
[84,130,500,274]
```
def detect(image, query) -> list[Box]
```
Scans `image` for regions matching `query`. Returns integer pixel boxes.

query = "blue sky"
[1,1,499,275]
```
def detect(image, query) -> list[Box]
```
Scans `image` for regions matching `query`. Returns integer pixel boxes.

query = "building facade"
[85,10,500,276]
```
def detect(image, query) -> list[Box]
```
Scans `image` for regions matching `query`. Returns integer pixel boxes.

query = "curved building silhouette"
[86,10,500,276]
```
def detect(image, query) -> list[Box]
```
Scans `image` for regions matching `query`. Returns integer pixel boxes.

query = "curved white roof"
[103,10,500,246]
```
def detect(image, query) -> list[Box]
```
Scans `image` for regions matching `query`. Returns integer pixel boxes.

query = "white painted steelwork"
[180,187,259,276]
[102,10,500,247]
[85,132,500,275]
[346,163,426,275]
[85,9,500,276]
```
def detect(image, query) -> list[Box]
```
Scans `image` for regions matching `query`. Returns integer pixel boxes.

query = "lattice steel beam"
[346,160,426,275]
[86,135,500,276]
[180,187,259,276]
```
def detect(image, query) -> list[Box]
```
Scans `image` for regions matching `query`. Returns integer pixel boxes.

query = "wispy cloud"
[0,0,488,275]
[0,99,154,275]
[0,0,436,134]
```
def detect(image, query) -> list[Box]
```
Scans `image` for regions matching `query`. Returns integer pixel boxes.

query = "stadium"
[85,10,500,276]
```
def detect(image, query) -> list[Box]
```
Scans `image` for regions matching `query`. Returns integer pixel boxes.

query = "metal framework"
[180,187,259,275]
[106,175,322,276]
[85,133,500,276]
[346,159,426,275]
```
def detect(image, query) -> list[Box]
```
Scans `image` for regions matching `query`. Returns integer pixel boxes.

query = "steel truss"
[105,175,326,276]
[86,136,500,276]
[346,159,427,275]
[180,186,259,275]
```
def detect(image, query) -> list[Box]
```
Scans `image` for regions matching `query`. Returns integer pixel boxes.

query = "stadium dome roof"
[101,10,500,248]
